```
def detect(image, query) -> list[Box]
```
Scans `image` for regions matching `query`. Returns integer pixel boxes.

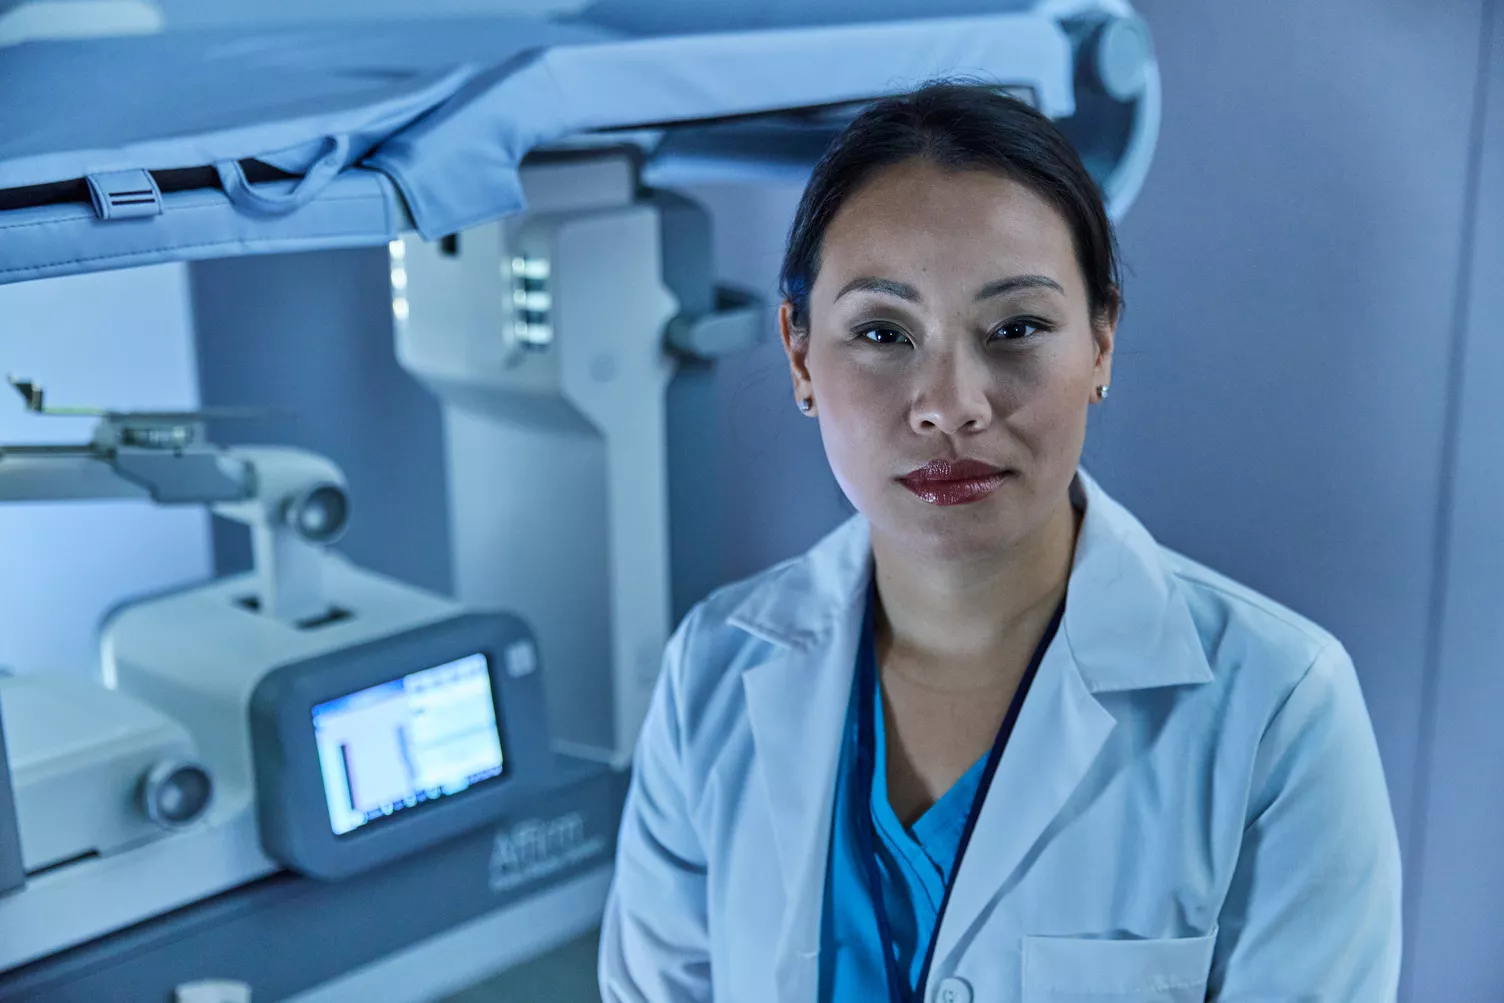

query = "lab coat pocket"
[1021,931,1216,1002]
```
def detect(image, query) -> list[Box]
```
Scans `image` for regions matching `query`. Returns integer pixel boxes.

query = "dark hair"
[779,79,1122,335]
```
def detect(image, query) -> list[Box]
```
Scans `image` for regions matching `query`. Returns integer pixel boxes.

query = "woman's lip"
[899,459,1007,485]
[900,471,1009,506]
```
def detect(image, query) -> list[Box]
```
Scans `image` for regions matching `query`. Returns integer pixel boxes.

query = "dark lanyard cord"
[852,584,1067,1003]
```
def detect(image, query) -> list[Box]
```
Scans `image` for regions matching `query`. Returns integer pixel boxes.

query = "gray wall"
[1408,4,1504,999]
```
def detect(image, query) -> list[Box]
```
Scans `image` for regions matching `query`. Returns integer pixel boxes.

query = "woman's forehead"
[815,164,1080,296]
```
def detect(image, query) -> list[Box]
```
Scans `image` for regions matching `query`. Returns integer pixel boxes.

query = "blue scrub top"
[818,603,989,1002]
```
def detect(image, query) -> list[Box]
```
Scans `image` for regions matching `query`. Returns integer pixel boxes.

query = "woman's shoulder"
[669,514,868,676]
[661,551,809,703]
[660,514,865,732]
[694,552,807,634]
[1158,543,1353,696]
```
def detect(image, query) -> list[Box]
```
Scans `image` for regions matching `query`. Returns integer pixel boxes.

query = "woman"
[599,81,1401,1002]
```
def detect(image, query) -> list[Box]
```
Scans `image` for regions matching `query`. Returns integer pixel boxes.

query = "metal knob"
[283,482,350,544]
[139,758,214,831]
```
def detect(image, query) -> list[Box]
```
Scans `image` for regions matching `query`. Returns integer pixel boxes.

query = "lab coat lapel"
[932,468,1215,968]
[741,620,861,1000]
[731,516,872,1001]
[931,641,1116,965]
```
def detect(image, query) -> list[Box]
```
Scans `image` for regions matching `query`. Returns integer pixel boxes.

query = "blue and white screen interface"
[312,653,504,836]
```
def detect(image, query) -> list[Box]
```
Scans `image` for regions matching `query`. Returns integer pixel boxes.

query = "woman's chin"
[871,498,1024,564]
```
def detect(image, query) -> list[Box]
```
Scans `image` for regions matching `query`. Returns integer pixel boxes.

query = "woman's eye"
[857,326,910,346]
[992,319,1043,342]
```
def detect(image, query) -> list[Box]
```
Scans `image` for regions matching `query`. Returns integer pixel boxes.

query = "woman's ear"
[1092,288,1120,385]
[779,300,814,401]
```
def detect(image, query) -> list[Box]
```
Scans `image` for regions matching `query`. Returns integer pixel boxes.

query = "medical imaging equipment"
[0,1,1161,999]
[0,389,592,999]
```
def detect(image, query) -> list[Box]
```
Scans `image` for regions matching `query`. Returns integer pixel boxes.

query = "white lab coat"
[599,468,1402,1002]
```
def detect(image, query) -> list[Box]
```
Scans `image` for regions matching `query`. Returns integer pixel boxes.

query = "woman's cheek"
[817,395,895,511]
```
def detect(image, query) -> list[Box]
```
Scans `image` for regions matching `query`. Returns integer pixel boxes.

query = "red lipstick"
[898,459,1009,507]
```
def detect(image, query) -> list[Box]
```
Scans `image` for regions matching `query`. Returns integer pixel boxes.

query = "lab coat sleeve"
[1209,640,1403,1001]
[599,605,713,1002]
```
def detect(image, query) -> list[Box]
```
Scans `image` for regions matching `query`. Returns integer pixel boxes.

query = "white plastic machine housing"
[0,554,463,972]
[0,672,198,873]
[397,155,680,767]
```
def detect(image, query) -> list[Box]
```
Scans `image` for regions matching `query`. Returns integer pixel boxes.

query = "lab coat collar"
[727,467,1215,695]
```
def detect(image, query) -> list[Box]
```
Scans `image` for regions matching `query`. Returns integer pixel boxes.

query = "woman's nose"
[909,346,994,435]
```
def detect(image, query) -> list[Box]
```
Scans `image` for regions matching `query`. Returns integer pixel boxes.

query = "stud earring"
[797,396,814,414]
[1096,384,1111,402]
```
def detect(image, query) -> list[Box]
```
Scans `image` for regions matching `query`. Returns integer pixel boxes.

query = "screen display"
[312,653,504,836]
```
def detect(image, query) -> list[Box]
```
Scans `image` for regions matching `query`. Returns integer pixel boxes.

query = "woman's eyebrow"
[974,274,1065,300]
[833,274,1064,303]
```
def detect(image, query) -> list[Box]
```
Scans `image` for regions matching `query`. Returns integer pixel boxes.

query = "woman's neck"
[871,495,1080,690]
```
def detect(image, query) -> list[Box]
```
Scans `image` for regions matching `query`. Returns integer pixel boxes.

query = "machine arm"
[0,375,256,504]
[0,377,351,624]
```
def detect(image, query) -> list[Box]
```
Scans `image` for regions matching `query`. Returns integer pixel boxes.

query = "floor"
[441,927,602,1003]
